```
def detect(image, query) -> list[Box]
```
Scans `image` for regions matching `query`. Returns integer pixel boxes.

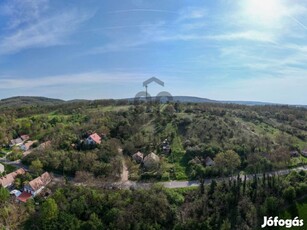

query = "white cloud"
[0,10,93,55]
[106,9,178,15]
[219,41,307,70]
[0,0,95,55]
[178,7,207,21]
[206,31,276,43]
[0,0,49,29]
[87,2,281,55]
[180,21,207,31]
[0,71,148,89]
[90,29,276,54]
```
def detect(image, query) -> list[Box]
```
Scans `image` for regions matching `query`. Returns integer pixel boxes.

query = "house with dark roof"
[86,133,101,145]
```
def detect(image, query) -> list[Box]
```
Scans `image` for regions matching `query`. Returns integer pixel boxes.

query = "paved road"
[160,165,307,189]
[160,180,199,189]
[0,158,29,170]
[1,154,307,190]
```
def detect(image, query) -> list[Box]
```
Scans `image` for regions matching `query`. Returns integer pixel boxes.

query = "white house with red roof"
[86,133,101,145]
[18,172,52,203]
[23,172,52,196]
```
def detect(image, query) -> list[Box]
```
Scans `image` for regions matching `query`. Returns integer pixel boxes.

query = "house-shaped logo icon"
[143,77,164,87]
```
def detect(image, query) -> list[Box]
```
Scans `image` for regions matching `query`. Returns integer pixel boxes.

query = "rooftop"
[28,172,52,192]
[89,133,101,144]
[17,192,32,203]
[0,168,26,187]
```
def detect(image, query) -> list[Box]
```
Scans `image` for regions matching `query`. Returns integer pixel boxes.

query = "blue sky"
[0,0,307,104]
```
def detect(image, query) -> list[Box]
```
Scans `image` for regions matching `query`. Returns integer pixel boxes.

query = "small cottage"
[86,133,101,145]
[20,140,37,151]
[23,172,52,196]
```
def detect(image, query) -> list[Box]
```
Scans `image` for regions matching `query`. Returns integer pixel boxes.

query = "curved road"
[1,155,306,190]
[161,166,307,189]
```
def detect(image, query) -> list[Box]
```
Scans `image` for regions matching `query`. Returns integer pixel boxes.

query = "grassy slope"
[5,102,307,181]
[131,105,307,180]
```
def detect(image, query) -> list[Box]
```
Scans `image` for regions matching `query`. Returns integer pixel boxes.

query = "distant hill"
[172,96,218,103]
[0,96,64,108]
[221,100,278,106]
[1,95,305,108]
[174,97,307,107]
[169,96,279,106]
[128,95,279,106]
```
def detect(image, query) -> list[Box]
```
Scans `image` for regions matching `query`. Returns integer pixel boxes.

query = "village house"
[18,172,52,203]
[23,172,52,196]
[10,135,30,147]
[0,168,26,188]
[22,141,51,157]
[86,133,101,145]
[20,140,37,151]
